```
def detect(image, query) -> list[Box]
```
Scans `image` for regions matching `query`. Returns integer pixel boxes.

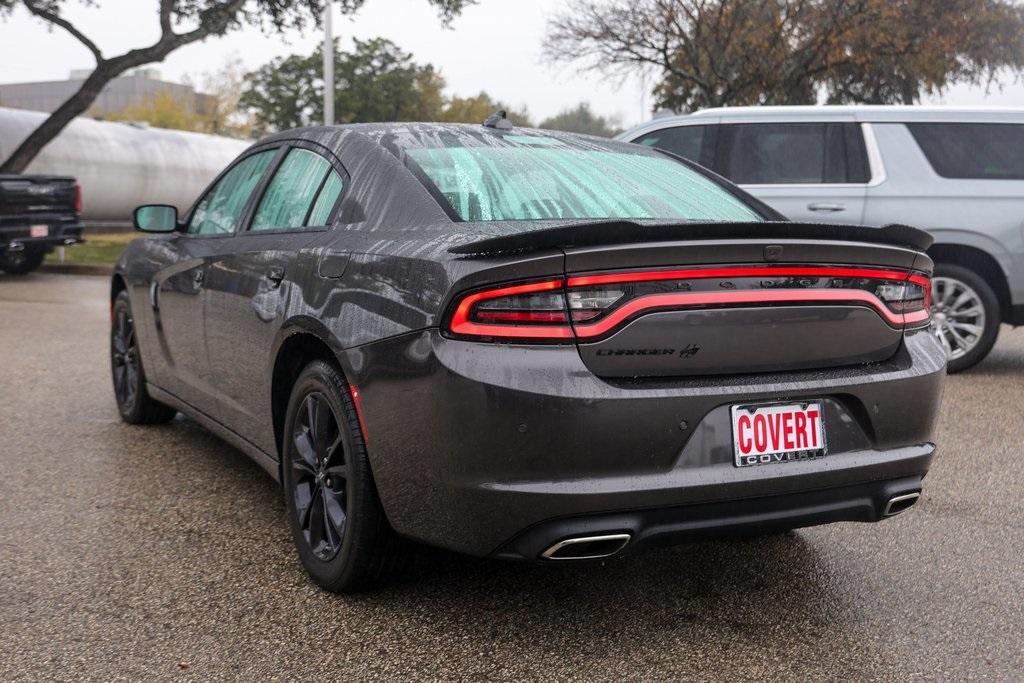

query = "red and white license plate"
[29,224,48,238]
[731,402,827,467]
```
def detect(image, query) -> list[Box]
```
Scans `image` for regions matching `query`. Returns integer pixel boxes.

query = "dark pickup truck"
[0,174,83,274]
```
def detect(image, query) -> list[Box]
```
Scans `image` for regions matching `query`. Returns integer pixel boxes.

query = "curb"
[40,263,114,276]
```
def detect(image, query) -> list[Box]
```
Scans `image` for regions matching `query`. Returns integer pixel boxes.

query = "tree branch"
[22,0,103,62]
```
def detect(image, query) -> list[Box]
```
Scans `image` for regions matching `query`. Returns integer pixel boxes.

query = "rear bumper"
[496,474,926,561]
[346,327,945,558]
[0,220,84,252]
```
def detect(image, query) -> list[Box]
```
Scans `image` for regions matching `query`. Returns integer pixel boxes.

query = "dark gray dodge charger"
[111,119,945,592]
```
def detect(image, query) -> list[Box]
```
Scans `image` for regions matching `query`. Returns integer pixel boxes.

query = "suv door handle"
[265,265,286,287]
[807,202,846,212]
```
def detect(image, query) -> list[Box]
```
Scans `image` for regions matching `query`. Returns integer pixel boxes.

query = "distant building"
[0,68,216,119]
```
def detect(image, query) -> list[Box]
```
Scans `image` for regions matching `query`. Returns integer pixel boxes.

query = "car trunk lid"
[563,236,931,378]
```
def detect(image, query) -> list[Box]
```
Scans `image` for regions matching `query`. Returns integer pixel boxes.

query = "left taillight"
[73,184,83,214]
[447,278,574,341]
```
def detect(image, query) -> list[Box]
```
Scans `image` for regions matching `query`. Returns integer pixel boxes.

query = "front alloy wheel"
[109,290,176,424]
[111,304,140,411]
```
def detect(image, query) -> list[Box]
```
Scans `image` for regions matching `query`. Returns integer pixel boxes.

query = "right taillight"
[73,183,83,214]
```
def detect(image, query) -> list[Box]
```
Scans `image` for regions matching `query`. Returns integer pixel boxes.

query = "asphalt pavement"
[2,273,1023,681]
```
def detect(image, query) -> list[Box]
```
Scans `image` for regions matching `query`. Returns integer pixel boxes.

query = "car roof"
[619,105,1024,139]
[258,121,622,149]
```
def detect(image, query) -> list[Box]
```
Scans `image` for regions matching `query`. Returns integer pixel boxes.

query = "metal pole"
[323,1,334,126]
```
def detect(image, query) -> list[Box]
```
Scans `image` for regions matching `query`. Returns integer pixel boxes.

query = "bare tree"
[544,0,1024,113]
[0,0,474,173]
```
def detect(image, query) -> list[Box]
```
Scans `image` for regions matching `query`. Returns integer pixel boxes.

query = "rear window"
[633,125,716,167]
[907,123,1024,180]
[400,132,762,223]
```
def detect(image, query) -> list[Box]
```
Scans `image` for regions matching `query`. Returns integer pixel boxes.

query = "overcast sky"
[2,0,1023,130]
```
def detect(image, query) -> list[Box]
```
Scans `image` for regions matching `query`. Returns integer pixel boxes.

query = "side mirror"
[134,204,179,233]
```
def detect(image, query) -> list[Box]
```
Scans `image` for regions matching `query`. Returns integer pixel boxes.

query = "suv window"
[633,125,716,167]
[720,122,867,185]
[188,150,275,236]
[907,123,1024,180]
[251,148,344,231]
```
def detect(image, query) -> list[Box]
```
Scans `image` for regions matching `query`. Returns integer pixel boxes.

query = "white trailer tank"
[0,107,249,224]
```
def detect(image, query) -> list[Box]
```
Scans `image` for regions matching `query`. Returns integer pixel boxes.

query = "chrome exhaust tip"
[883,491,920,517]
[541,533,631,560]
[7,241,24,252]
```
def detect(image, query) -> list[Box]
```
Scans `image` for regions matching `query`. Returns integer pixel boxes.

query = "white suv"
[620,106,1024,371]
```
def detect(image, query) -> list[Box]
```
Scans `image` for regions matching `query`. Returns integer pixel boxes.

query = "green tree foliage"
[241,38,445,128]
[438,92,533,127]
[544,0,1024,113]
[242,42,532,129]
[0,0,474,172]
[539,102,621,137]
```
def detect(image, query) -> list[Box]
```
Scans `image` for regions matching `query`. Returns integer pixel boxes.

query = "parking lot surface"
[2,273,1023,681]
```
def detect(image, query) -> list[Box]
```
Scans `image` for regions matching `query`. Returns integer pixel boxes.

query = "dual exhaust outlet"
[540,492,920,560]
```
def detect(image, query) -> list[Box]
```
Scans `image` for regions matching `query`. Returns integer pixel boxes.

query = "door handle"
[807,202,846,212]
[265,265,286,287]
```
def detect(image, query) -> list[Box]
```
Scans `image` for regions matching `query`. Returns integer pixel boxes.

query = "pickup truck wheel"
[0,247,45,274]
[110,290,177,424]
[931,264,1000,373]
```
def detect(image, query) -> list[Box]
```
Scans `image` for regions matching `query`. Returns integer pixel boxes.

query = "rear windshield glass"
[907,123,1024,180]
[399,131,762,222]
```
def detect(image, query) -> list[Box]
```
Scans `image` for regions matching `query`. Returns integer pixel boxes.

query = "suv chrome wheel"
[930,276,985,361]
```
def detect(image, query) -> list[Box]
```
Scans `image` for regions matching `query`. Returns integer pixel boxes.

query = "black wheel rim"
[291,392,348,561]
[111,307,139,409]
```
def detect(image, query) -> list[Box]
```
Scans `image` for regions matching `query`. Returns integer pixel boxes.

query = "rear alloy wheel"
[930,264,1000,373]
[282,360,407,592]
[0,247,45,275]
[110,290,177,424]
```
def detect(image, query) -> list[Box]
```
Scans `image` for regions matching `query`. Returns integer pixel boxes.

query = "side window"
[907,123,1024,180]
[633,125,716,167]
[250,148,344,231]
[188,151,275,235]
[307,171,344,226]
[721,123,854,185]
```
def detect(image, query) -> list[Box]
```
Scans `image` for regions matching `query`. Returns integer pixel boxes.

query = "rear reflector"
[445,266,932,342]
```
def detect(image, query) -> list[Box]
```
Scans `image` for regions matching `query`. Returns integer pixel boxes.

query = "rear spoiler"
[448,221,933,256]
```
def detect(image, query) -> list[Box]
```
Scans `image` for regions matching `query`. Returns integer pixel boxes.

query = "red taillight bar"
[446,266,932,341]
[567,265,918,287]
[73,183,83,214]
[572,289,912,338]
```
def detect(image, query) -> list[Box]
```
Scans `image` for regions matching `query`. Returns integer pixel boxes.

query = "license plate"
[731,401,826,467]
[29,225,48,238]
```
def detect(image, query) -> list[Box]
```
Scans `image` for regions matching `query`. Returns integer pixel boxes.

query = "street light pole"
[323,0,334,126]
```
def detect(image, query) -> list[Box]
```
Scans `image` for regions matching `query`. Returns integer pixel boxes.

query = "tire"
[0,247,45,274]
[110,290,177,424]
[281,359,407,593]
[931,263,1001,373]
